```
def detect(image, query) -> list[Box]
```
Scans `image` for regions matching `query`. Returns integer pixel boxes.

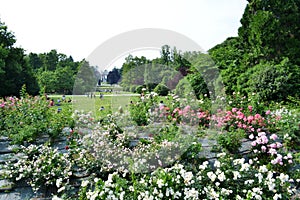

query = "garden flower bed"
[0,92,299,199]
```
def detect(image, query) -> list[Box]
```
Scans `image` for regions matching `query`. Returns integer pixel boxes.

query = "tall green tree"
[209,0,300,101]
[239,0,300,65]
[107,68,121,85]
[0,19,38,97]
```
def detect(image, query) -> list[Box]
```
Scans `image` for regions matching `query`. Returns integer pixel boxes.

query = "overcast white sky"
[0,0,247,69]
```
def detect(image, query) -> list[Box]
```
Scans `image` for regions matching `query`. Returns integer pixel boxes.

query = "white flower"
[240,163,250,171]
[273,193,282,200]
[184,187,199,199]
[56,178,63,188]
[278,173,289,183]
[183,171,194,185]
[90,191,99,200]
[245,179,254,185]
[233,171,241,180]
[158,192,163,198]
[214,160,221,168]
[81,180,89,187]
[157,179,164,188]
[217,152,226,158]
[255,173,263,183]
[207,172,217,182]
[52,195,63,200]
[221,188,233,196]
[199,161,209,170]
[259,165,268,173]
[218,172,226,182]
[57,186,65,193]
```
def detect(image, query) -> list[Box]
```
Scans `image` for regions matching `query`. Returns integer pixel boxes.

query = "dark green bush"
[154,84,170,96]
[135,85,145,94]
[246,59,300,102]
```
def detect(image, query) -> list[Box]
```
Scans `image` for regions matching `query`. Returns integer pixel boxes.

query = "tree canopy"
[0,20,38,96]
[209,0,300,101]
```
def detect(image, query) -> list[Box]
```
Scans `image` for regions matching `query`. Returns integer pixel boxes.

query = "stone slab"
[0,179,13,191]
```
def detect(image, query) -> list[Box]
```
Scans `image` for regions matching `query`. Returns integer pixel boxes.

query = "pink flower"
[254,114,261,119]
[276,142,282,148]
[268,148,277,155]
[251,141,257,146]
[269,143,277,149]
[257,128,261,132]
[236,111,244,118]
[266,110,271,115]
[261,146,267,152]
[270,134,278,140]
[247,116,254,123]
[232,108,238,112]
[248,105,253,112]
[261,135,269,144]
[271,159,277,165]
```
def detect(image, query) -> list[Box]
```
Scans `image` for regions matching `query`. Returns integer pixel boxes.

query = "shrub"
[246,59,300,102]
[130,85,137,93]
[4,144,73,193]
[135,85,145,94]
[146,82,158,92]
[154,84,170,96]
[217,129,245,153]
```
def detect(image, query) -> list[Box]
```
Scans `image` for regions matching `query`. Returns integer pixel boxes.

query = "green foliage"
[129,101,149,126]
[73,60,96,95]
[186,72,209,99]
[0,20,39,97]
[174,78,194,98]
[246,59,300,101]
[135,85,145,94]
[107,68,121,85]
[129,85,137,93]
[216,129,246,154]
[153,124,179,143]
[239,0,300,65]
[275,106,300,150]
[153,84,170,96]
[30,51,82,94]
[145,82,158,92]
[0,92,72,144]
[178,142,205,172]
[209,0,300,102]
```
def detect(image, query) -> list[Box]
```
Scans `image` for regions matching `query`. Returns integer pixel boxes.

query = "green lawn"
[48,94,139,119]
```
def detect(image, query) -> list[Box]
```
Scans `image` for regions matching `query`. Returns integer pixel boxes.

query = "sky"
[0,0,248,70]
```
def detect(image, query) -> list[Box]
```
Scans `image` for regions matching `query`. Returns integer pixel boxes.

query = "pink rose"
[248,105,253,112]
[270,134,278,140]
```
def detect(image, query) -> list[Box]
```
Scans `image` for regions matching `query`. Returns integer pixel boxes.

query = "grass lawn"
[48,93,139,119]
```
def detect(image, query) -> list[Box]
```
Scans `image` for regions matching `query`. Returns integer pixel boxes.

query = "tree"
[239,0,300,65]
[0,19,38,97]
[55,66,74,94]
[120,55,149,87]
[107,68,121,85]
[73,60,96,95]
[209,0,300,101]
[37,70,57,93]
